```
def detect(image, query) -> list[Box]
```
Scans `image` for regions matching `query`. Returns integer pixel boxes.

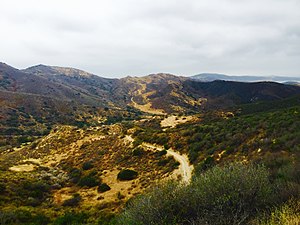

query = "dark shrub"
[98,183,111,193]
[117,169,138,181]
[53,212,87,225]
[132,147,144,156]
[62,193,81,207]
[78,175,100,187]
[157,159,169,166]
[69,168,82,184]
[82,161,94,170]
[0,183,6,194]
[157,150,167,156]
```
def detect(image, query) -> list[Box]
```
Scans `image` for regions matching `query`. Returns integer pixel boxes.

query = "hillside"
[0,63,300,224]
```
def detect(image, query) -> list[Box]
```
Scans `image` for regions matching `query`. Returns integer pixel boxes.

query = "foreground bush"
[258,199,300,225]
[117,163,273,225]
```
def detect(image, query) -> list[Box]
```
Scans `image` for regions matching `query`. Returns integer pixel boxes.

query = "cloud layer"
[1,0,299,77]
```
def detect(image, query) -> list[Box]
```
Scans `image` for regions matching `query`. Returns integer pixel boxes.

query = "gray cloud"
[0,0,299,77]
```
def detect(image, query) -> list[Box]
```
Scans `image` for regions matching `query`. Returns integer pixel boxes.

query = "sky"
[0,0,300,78]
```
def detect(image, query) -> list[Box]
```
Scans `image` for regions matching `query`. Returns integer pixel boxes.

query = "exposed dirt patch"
[9,163,37,172]
[161,115,195,129]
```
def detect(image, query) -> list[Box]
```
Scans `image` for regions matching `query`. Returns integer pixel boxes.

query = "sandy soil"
[160,115,195,129]
[9,164,37,172]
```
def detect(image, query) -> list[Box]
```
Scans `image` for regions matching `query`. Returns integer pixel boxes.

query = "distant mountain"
[1,63,300,117]
[191,73,300,83]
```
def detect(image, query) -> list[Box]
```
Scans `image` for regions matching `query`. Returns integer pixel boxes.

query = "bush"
[157,150,167,156]
[117,163,273,225]
[78,175,100,187]
[117,169,138,181]
[53,212,88,225]
[68,168,82,184]
[62,193,81,207]
[98,183,111,193]
[82,161,94,170]
[0,209,50,225]
[258,199,300,225]
[0,183,6,194]
[132,147,144,156]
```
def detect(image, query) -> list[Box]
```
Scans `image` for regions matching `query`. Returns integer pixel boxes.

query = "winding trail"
[142,143,193,183]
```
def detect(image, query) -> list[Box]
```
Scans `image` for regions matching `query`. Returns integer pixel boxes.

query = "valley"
[0,63,299,224]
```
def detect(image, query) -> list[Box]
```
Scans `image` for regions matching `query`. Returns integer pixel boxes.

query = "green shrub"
[98,183,111,193]
[258,199,300,225]
[97,212,117,225]
[78,175,100,187]
[0,209,50,225]
[132,147,144,156]
[189,163,273,225]
[117,163,273,225]
[117,169,138,181]
[62,193,81,207]
[82,161,94,170]
[68,168,82,184]
[31,213,50,225]
[157,150,167,156]
[53,212,88,225]
[0,183,6,194]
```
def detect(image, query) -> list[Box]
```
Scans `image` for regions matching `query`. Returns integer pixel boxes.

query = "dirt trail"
[142,143,193,183]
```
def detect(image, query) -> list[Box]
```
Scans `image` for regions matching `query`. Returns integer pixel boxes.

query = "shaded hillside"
[117,74,300,113]
[23,65,123,105]
[182,80,300,109]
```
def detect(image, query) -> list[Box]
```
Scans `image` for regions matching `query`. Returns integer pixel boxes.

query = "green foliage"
[117,163,273,225]
[98,183,111,193]
[20,181,51,206]
[53,212,88,225]
[195,156,215,173]
[97,212,117,225]
[0,183,6,194]
[68,168,82,184]
[117,169,138,181]
[258,199,300,225]
[157,149,167,156]
[62,193,81,207]
[168,106,300,164]
[78,173,100,187]
[82,161,94,170]
[132,147,144,156]
[0,209,50,225]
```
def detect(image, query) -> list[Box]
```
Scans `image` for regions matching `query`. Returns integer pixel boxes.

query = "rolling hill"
[1,62,300,224]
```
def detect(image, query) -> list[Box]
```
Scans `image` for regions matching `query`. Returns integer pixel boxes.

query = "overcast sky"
[0,0,299,78]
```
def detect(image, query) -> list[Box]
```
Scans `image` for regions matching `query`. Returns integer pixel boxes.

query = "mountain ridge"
[192,73,300,83]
